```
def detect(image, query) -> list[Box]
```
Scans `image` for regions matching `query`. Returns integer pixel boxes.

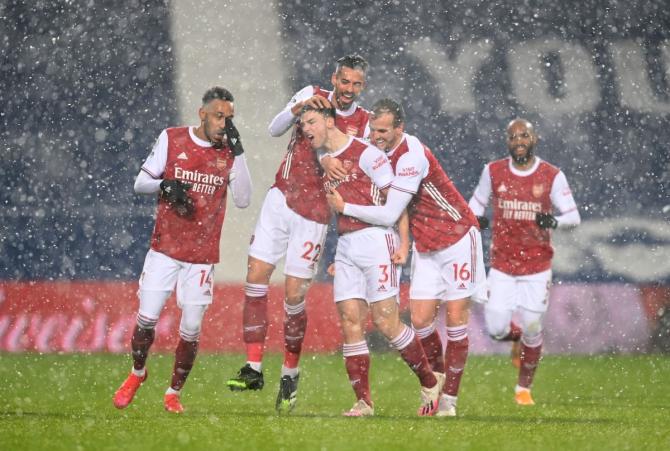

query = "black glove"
[224,118,244,156]
[535,212,558,229]
[476,215,489,230]
[160,179,194,217]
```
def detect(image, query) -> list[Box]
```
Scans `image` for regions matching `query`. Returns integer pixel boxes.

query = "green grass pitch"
[1,352,668,450]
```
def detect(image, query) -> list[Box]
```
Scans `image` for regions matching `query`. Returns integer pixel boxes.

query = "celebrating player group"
[112,54,580,417]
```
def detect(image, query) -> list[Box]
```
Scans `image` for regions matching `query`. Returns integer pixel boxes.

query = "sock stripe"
[446,325,468,341]
[521,332,543,348]
[284,300,305,315]
[245,283,268,297]
[136,313,158,329]
[389,326,415,350]
[343,341,369,357]
[413,323,436,339]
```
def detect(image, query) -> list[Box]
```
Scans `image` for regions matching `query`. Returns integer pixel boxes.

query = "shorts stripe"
[469,230,476,283]
[385,233,398,288]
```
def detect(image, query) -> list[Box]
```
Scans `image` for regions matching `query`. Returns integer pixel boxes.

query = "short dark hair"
[371,98,405,127]
[300,104,336,120]
[202,86,234,105]
[335,54,368,74]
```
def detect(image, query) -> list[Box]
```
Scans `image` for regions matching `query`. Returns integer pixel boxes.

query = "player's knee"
[484,309,511,340]
[410,312,433,330]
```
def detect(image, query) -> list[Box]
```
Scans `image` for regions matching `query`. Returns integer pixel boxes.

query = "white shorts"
[333,227,401,304]
[248,187,328,279]
[139,249,214,306]
[410,226,487,302]
[486,267,552,313]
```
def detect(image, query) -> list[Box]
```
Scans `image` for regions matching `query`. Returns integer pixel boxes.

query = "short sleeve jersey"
[140,126,236,264]
[388,134,478,252]
[484,157,577,275]
[323,137,394,235]
[272,86,369,224]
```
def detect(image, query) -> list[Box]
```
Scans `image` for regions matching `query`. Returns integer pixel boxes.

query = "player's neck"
[324,129,350,153]
[512,155,536,171]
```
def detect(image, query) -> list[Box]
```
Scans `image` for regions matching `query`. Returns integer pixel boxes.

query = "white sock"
[515,384,531,394]
[132,367,146,377]
[281,365,299,378]
[247,361,262,372]
[165,387,180,396]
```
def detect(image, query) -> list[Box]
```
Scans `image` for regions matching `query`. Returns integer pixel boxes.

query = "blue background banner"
[1,0,668,283]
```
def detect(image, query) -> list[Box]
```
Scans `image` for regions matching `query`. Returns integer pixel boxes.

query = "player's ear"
[198,107,206,123]
[331,71,338,86]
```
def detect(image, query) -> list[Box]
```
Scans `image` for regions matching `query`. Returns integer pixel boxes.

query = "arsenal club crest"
[346,126,358,136]
[216,158,227,171]
[532,184,544,198]
[343,160,353,171]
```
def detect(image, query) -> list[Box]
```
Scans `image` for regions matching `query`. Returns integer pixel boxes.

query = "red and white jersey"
[323,137,394,234]
[469,157,578,275]
[272,85,369,224]
[140,126,236,264]
[388,134,478,252]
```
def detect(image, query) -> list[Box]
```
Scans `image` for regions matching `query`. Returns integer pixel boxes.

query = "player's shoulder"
[163,126,189,139]
[537,157,560,171]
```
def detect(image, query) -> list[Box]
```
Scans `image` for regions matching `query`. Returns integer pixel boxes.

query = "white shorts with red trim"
[333,226,401,304]
[139,249,214,306]
[409,226,487,302]
[248,187,328,279]
[486,267,552,313]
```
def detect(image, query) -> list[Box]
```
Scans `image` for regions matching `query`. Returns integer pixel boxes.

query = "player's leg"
[428,226,484,416]
[514,271,551,405]
[333,237,374,416]
[370,296,442,416]
[408,243,446,375]
[228,255,273,390]
[113,250,176,409]
[228,188,288,390]
[274,274,310,413]
[440,297,470,416]
[275,212,327,412]
[485,268,522,367]
[164,303,208,413]
[163,263,214,413]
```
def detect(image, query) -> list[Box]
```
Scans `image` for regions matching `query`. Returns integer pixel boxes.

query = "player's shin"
[444,325,469,397]
[283,299,307,372]
[243,283,269,364]
[171,337,199,391]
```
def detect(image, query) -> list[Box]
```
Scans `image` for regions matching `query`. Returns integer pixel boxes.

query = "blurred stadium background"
[1,0,668,355]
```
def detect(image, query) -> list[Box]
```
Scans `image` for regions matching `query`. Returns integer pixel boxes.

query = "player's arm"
[134,130,168,194]
[468,164,492,229]
[224,118,252,208]
[392,208,411,265]
[228,154,252,208]
[538,171,581,229]
[268,86,319,137]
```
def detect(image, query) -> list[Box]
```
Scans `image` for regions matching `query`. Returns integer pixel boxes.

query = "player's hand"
[535,212,558,229]
[160,179,195,217]
[322,155,347,181]
[224,118,244,156]
[303,95,332,110]
[391,246,409,265]
[327,263,335,277]
[476,215,489,230]
[326,188,345,213]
